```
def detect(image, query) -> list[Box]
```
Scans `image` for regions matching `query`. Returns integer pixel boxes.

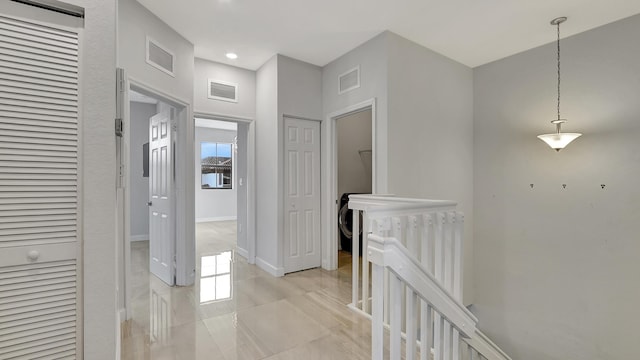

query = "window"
[201,142,232,189]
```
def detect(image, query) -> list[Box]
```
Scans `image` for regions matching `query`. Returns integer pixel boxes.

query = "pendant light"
[537,17,582,151]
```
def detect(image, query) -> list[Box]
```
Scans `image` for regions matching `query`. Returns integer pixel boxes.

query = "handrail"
[368,234,477,337]
[351,194,511,360]
[349,194,457,212]
[368,233,512,360]
[464,329,513,360]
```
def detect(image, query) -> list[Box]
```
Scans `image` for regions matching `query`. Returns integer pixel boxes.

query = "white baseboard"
[255,257,284,277]
[196,216,237,223]
[130,234,149,242]
[236,247,248,259]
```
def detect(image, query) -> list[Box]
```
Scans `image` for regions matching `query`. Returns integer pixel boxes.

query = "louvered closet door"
[0,9,81,360]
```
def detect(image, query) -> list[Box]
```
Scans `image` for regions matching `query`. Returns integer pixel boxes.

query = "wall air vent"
[208,79,238,103]
[338,66,360,94]
[146,36,175,77]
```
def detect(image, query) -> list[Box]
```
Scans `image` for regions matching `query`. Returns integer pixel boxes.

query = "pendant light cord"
[557,21,561,122]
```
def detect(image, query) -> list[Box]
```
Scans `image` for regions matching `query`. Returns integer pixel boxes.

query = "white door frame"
[122,77,194,319]
[322,98,377,271]
[194,111,256,264]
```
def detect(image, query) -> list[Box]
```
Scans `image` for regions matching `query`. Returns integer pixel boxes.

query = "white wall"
[277,55,323,271]
[386,33,475,304]
[194,58,256,119]
[195,126,238,222]
[129,102,155,239]
[118,0,196,285]
[323,32,389,193]
[337,109,373,197]
[118,0,194,102]
[255,55,323,275]
[255,55,279,273]
[473,14,640,360]
[54,0,118,358]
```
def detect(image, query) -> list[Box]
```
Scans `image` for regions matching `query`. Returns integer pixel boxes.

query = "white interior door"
[284,117,321,273]
[0,2,82,358]
[149,109,175,285]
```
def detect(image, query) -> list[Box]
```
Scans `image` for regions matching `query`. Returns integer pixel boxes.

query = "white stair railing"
[348,195,462,316]
[346,195,511,360]
[368,234,476,360]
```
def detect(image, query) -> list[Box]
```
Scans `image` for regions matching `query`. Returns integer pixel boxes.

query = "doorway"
[121,82,191,320]
[322,99,377,271]
[335,109,373,270]
[127,89,178,286]
[194,118,244,255]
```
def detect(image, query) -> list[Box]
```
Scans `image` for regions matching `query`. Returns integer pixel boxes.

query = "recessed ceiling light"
[226,52,238,60]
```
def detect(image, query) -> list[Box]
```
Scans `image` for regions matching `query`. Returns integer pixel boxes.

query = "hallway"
[121,221,371,359]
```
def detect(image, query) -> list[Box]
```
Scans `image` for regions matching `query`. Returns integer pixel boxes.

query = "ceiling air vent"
[208,79,238,103]
[338,66,360,94]
[146,36,175,77]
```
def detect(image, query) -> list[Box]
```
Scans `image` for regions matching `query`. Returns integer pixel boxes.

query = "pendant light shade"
[537,132,582,151]
[537,17,582,151]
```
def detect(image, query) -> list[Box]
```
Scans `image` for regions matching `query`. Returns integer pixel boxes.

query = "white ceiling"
[136,0,640,70]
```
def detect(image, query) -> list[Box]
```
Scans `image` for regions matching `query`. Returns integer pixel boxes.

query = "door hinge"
[115,118,123,137]
[115,68,125,137]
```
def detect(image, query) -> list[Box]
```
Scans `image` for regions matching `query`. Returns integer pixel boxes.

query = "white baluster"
[443,320,451,360]
[362,212,371,313]
[420,302,433,360]
[352,209,360,310]
[390,274,402,360]
[434,312,443,360]
[391,216,403,243]
[444,212,454,293]
[407,215,419,261]
[371,262,384,360]
[422,213,434,275]
[452,329,460,360]
[434,212,445,282]
[453,212,464,300]
[384,267,390,325]
[406,289,418,360]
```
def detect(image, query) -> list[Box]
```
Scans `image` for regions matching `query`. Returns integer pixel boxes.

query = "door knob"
[147,201,153,206]
[27,250,39,261]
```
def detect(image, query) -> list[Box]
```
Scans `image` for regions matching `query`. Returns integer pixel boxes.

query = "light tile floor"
[121,221,372,359]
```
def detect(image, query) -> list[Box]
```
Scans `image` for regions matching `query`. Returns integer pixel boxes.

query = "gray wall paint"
[194,58,256,119]
[386,33,475,304]
[118,0,194,103]
[323,32,389,193]
[255,56,279,271]
[323,32,474,303]
[129,103,155,239]
[255,55,323,273]
[278,55,323,120]
[473,14,640,360]
[277,55,323,271]
[337,109,373,197]
[195,127,238,221]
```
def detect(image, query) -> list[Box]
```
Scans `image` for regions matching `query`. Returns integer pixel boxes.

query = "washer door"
[338,203,352,239]
[338,204,363,239]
